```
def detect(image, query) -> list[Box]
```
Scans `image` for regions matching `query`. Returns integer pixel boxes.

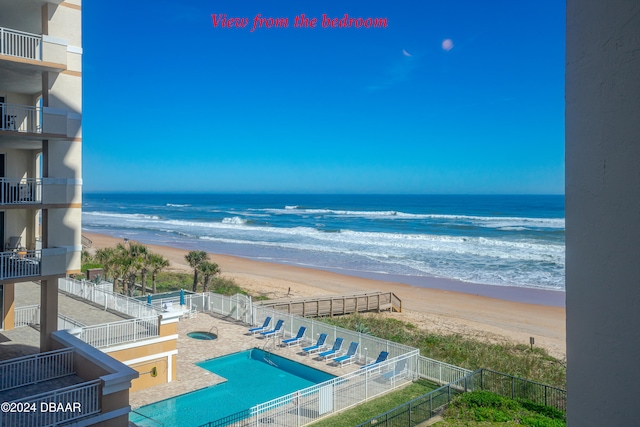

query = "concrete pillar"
[39,279,58,351]
[566,1,640,425]
[2,283,15,331]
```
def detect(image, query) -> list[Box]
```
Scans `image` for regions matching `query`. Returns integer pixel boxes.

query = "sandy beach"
[83,232,566,359]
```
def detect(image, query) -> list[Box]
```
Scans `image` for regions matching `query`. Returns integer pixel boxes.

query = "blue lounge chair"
[302,333,328,355]
[260,319,284,338]
[382,358,407,384]
[332,341,359,367]
[318,337,344,361]
[249,316,271,336]
[360,351,389,369]
[282,326,306,347]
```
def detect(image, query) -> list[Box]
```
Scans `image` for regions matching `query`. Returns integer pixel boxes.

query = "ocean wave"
[260,207,564,228]
[222,217,248,225]
[83,211,161,220]
[167,203,191,207]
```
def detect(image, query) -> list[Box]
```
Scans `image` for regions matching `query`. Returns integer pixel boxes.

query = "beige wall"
[2,283,14,330]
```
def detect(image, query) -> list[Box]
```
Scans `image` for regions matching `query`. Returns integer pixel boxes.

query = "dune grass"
[309,380,437,427]
[440,391,566,426]
[320,313,566,388]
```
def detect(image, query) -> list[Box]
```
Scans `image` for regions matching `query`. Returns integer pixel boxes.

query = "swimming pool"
[129,348,335,426]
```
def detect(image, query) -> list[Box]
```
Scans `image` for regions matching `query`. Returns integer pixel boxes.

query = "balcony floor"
[16,281,131,326]
[0,372,85,403]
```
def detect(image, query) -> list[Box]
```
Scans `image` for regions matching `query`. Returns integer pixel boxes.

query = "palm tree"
[94,247,117,282]
[185,250,208,292]
[149,253,170,294]
[128,243,150,295]
[112,243,133,294]
[200,261,221,293]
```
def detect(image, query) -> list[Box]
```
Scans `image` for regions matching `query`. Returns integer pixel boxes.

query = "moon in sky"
[442,39,454,51]
[402,49,412,57]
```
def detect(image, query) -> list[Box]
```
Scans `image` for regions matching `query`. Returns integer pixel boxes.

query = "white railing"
[207,293,252,324]
[417,355,473,385]
[0,26,42,60]
[213,353,418,427]
[0,348,74,392]
[58,313,86,331]
[1,102,41,133]
[78,316,159,349]
[0,250,41,280]
[59,277,161,319]
[0,379,101,427]
[13,304,40,328]
[0,178,42,204]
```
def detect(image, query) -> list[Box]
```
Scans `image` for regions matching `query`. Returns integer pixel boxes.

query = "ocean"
[82,194,565,304]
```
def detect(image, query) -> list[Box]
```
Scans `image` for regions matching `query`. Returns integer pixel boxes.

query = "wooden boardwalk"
[256,291,402,317]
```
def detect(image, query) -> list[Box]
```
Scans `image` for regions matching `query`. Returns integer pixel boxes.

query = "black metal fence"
[355,369,566,427]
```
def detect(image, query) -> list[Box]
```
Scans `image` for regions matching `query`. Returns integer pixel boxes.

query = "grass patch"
[320,314,566,388]
[439,391,566,426]
[309,380,437,427]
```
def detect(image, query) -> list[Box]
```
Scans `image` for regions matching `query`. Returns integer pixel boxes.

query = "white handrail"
[0,26,42,60]
[0,250,41,280]
[0,348,74,392]
[0,177,42,204]
[78,316,160,348]
[0,102,41,133]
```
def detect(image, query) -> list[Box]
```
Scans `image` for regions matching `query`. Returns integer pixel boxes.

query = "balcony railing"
[78,316,160,349]
[0,178,42,205]
[0,250,41,280]
[13,304,40,328]
[0,26,42,60]
[0,102,41,133]
[0,348,75,392]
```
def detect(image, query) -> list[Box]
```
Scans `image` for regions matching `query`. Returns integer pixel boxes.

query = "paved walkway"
[0,281,131,361]
[15,281,129,326]
[129,313,361,409]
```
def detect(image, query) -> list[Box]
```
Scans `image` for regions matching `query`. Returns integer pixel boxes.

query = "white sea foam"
[167,203,191,207]
[261,207,564,229]
[221,217,247,225]
[83,211,161,220]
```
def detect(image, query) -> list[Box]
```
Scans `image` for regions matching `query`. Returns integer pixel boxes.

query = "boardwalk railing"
[0,250,41,280]
[13,304,40,327]
[59,277,161,319]
[78,316,159,349]
[0,178,42,204]
[0,348,74,392]
[258,291,402,316]
[0,379,101,427]
[0,102,41,133]
[0,27,42,60]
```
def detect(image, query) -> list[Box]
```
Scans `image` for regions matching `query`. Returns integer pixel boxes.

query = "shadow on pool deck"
[129,313,361,409]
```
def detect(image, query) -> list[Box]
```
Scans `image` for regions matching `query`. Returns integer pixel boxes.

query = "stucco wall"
[566,1,640,425]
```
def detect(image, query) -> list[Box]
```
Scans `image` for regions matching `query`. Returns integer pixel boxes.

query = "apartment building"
[0,0,82,349]
[0,2,138,426]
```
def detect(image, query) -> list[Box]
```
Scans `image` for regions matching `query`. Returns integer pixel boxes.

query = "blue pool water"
[129,348,335,426]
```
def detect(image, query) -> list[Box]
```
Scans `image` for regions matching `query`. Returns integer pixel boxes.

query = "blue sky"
[82,1,565,194]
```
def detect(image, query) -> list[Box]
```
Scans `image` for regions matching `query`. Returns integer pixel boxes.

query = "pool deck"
[129,313,362,409]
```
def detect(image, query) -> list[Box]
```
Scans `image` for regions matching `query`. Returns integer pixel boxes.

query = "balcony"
[0,247,67,281]
[0,249,41,281]
[0,102,40,134]
[0,27,42,61]
[0,178,41,205]
[0,26,67,69]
